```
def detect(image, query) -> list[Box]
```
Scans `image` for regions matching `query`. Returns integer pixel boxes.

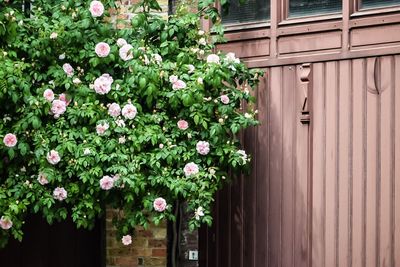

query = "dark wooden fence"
[0,215,104,267]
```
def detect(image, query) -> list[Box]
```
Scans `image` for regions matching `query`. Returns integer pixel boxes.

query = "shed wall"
[199,55,400,267]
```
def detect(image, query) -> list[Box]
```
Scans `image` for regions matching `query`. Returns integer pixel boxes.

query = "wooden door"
[0,214,104,267]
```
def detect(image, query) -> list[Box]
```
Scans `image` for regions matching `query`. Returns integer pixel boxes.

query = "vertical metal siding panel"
[256,73,269,267]
[394,55,400,267]
[243,125,256,267]
[211,195,218,267]
[351,59,365,267]
[325,61,338,267]
[230,176,243,267]
[365,59,378,267]
[281,66,295,267]
[243,82,259,267]
[294,64,310,267]
[379,56,394,267]
[312,62,325,267]
[217,186,230,267]
[338,60,351,267]
[268,66,283,267]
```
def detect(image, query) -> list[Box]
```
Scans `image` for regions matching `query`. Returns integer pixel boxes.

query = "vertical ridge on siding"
[255,71,269,267]
[312,62,325,267]
[394,55,400,267]
[351,59,365,267]
[379,56,393,267]
[325,61,338,267]
[335,61,340,267]
[282,66,295,267]
[268,67,283,267]
[338,60,351,267]
[362,58,368,267]
[243,81,259,267]
[295,64,310,267]
[366,57,378,267]
[349,58,354,267]
[390,55,395,267]
[376,57,382,267]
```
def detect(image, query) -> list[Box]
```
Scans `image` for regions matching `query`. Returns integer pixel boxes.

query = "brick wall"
[106,209,168,267]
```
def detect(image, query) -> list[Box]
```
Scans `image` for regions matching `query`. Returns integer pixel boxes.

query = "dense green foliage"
[0,0,261,246]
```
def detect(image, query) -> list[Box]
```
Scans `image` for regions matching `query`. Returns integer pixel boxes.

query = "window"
[222,0,270,24]
[361,0,400,9]
[289,0,342,18]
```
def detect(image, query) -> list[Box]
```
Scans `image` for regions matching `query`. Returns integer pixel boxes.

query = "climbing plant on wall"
[0,0,261,247]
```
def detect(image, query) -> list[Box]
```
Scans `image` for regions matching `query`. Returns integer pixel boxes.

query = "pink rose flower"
[53,187,67,201]
[225,52,240,63]
[153,197,167,212]
[51,100,67,117]
[188,64,195,73]
[115,119,125,127]
[184,162,199,177]
[196,141,210,155]
[121,235,132,246]
[37,172,49,185]
[172,80,186,90]
[95,42,110,57]
[117,38,128,47]
[47,150,61,165]
[108,103,121,117]
[177,120,188,130]
[99,175,114,190]
[73,78,81,84]
[3,133,17,147]
[94,74,113,95]
[43,89,55,101]
[62,63,74,77]
[96,122,109,135]
[206,54,220,64]
[59,93,71,106]
[0,216,13,230]
[220,95,229,104]
[153,54,162,64]
[122,104,137,119]
[169,75,178,83]
[119,44,133,61]
[89,1,104,17]
[118,136,126,144]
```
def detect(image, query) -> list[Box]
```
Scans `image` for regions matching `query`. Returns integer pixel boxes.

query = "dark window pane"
[289,0,342,17]
[362,0,400,9]
[222,0,270,24]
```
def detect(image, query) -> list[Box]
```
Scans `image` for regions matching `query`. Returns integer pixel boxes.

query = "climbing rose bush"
[0,0,261,246]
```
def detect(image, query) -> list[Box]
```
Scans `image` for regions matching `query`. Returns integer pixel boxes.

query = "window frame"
[221,0,271,30]
[352,0,400,17]
[219,0,400,32]
[282,0,343,21]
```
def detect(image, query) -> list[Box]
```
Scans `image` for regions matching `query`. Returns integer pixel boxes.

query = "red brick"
[152,248,167,257]
[148,239,167,248]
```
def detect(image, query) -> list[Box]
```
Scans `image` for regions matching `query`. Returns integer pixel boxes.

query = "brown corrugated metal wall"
[199,55,400,267]
[312,56,400,267]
